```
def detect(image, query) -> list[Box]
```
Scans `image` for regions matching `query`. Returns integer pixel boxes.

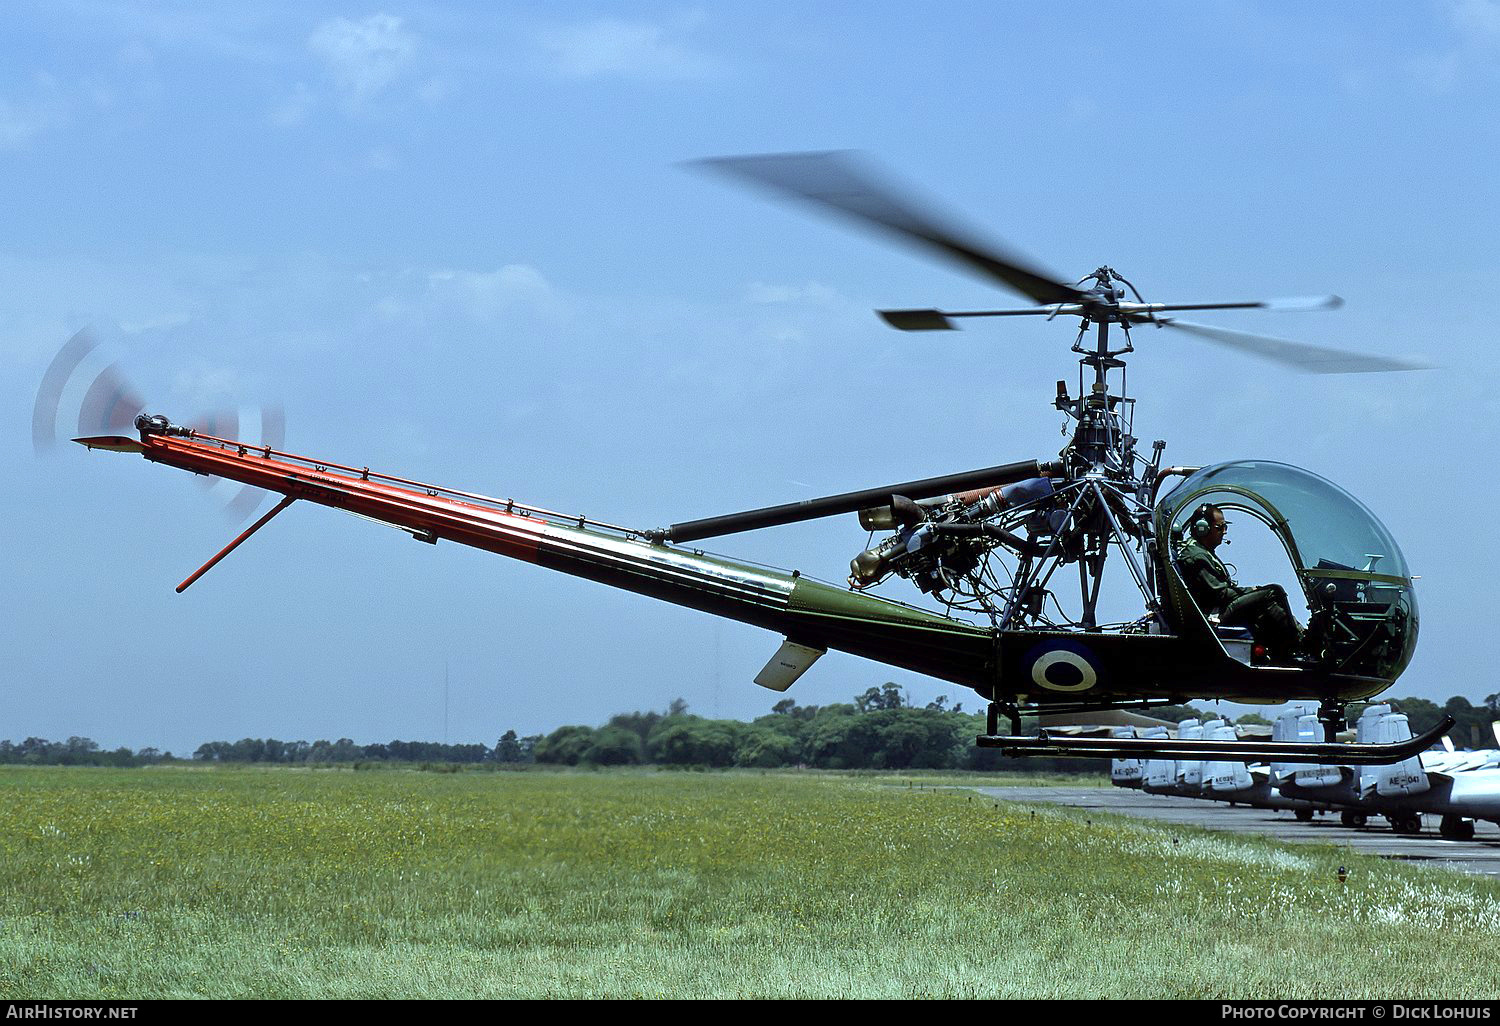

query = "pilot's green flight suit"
[1176,536,1303,661]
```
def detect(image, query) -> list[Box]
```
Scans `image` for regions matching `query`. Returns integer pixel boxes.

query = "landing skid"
[978,715,1454,766]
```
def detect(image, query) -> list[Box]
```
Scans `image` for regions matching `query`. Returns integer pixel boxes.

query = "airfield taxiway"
[974,785,1500,878]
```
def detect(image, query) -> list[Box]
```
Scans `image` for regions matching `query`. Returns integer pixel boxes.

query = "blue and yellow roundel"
[1024,639,1102,693]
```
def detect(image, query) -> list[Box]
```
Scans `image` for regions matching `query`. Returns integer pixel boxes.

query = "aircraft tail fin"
[1205,722,1254,793]
[1368,712,1430,797]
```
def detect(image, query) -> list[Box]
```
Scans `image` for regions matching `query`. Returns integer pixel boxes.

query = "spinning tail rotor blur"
[32,327,286,523]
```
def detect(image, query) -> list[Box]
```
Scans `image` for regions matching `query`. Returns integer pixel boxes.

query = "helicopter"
[68,151,1447,766]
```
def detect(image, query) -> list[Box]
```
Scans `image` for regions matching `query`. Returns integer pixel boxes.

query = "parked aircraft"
[1127,713,1323,815]
[1129,707,1500,840]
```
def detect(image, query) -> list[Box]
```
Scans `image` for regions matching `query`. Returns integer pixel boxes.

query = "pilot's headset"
[1188,502,1220,541]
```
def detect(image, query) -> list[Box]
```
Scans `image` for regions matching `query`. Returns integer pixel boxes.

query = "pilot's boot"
[1291,623,1313,663]
[1255,606,1305,667]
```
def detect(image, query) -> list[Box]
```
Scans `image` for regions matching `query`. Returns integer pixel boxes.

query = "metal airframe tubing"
[1091,481,1155,609]
[176,495,296,593]
[998,482,1090,629]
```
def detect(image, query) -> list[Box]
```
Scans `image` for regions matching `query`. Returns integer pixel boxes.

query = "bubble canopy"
[1156,461,1417,681]
[1158,461,1409,580]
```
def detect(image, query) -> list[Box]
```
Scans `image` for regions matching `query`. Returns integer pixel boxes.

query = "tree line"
[0,736,173,767]
[1370,694,1500,749]
[531,686,997,770]
[3,689,1497,769]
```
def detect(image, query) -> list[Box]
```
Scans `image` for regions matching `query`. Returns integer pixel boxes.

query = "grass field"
[2,765,1498,999]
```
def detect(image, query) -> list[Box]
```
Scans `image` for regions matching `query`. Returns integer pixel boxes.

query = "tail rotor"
[33,327,287,523]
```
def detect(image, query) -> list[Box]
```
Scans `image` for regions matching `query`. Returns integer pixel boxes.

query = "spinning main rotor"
[664,152,1427,635]
[694,151,1422,376]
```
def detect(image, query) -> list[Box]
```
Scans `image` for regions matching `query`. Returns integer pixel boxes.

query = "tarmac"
[972,784,1500,878]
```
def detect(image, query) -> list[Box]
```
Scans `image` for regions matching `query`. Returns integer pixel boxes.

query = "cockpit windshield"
[1157,461,1417,682]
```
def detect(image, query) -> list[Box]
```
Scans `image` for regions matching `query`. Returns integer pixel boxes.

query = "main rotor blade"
[661,458,1055,544]
[880,295,1344,331]
[879,308,958,331]
[880,305,1092,330]
[1153,318,1431,374]
[693,151,1086,306]
[1121,295,1343,315]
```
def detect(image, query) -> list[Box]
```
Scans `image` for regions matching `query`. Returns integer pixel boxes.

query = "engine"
[848,477,1061,612]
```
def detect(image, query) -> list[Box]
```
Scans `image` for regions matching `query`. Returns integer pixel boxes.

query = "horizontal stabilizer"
[753,639,825,692]
[73,435,146,453]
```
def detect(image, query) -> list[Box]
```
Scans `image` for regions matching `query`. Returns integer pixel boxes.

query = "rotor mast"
[1002,266,1161,631]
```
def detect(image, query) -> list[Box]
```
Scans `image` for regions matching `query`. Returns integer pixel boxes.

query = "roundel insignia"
[1025,639,1101,693]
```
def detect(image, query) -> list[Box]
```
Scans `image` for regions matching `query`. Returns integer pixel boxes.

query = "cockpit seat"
[1209,618,1255,664]
[1209,619,1252,640]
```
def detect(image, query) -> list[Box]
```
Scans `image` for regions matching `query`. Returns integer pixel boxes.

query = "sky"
[3,1,1498,754]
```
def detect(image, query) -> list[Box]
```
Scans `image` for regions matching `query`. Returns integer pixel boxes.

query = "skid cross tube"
[977,715,1454,765]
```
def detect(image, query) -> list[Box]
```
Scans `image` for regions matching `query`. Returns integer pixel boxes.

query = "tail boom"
[85,420,995,688]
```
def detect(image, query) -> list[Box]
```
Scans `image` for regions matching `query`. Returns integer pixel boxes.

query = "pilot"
[1176,502,1306,664]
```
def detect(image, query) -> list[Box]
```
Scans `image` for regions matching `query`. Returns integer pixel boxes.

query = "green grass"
[1,765,1498,998]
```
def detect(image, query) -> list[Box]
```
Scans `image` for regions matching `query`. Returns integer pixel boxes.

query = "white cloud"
[1407,51,1463,92]
[308,13,418,107]
[56,2,282,64]
[1405,0,1500,91]
[119,311,193,335]
[0,73,67,150]
[417,76,457,104]
[424,264,558,321]
[370,264,489,324]
[431,264,550,293]
[1450,0,1500,43]
[744,281,841,306]
[538,12,715,81]
[115,39,155,69]
[269,81,316,126]
[1066,95,1097,121]
[363,146,397,170]
[170,364,242,407]
[374,296,408,321]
